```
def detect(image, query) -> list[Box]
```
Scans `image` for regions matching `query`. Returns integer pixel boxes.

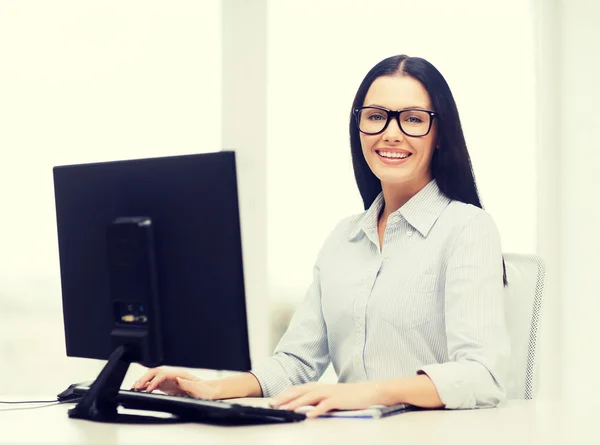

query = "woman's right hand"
[131,366,219,399]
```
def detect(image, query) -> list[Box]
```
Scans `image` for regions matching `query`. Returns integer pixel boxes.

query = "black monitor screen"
[53,151,251,372]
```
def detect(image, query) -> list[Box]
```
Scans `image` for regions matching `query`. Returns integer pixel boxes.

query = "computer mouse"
[57,381,94,402]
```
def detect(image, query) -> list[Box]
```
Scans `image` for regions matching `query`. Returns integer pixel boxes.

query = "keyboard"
[66,384,306,425]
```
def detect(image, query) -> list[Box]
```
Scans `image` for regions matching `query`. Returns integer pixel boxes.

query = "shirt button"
[392,216,400,223]
[407,230,414,237]
[383,252,389,259]
[359,319,364,328]
[355,357,361,366]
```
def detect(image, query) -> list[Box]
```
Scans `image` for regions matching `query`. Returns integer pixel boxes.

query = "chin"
[374,170,413,186]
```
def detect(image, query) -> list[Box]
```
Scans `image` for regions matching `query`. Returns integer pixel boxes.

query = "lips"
[376,150,411,160]
[375,149,413,164]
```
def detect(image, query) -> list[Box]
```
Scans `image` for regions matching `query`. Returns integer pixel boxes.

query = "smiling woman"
[134,54,511,418]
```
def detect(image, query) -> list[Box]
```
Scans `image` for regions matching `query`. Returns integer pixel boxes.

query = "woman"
[133,55,510,418]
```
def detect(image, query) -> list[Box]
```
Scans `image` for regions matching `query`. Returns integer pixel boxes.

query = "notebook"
[230,398,419,419]
[294,403,419,419]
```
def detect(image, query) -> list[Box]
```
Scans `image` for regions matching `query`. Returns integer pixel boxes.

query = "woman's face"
[359,75,438,189]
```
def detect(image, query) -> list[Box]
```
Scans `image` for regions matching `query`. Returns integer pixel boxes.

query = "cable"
[0,398,82,412]
[0,398,82,404]
[0,399,61,404]
[0,401,59,412]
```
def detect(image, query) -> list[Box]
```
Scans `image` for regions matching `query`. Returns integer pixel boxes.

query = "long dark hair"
[349,55,507,285]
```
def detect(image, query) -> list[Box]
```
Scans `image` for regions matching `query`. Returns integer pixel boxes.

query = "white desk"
[1,398,598,445]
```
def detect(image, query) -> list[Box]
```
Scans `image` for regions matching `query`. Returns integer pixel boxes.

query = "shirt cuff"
[250,357,294,398]
[417,361,503,409]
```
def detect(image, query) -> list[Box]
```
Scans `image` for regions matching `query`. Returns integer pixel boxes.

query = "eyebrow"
[364,104,430,110]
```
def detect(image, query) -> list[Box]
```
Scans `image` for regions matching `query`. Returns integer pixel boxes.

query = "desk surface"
[1,397,598,445]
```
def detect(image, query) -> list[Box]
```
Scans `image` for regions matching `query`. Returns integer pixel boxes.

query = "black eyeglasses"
[353,106,437,137]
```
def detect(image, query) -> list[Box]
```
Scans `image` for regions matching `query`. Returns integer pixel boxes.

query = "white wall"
[267,0,537,305]
[557,0,600,401]
[0,0,222,393]
[1,0,587,404]
[531,0,600,403]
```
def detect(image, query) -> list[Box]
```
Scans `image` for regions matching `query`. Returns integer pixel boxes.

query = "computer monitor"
[52,151,251,422]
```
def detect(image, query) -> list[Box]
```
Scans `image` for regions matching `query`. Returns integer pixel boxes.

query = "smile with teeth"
[377,151,412,159]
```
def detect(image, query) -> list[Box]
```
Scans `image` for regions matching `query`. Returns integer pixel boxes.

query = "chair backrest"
[503,253,547,400]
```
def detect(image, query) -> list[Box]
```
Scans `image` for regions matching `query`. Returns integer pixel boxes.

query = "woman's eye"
[404,116,423,123]
[367,114,386,121]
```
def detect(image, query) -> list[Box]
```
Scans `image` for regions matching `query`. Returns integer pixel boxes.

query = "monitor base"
[67,345,186,424]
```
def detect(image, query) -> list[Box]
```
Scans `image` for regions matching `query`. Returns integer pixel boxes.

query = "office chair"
[502,253,547,400]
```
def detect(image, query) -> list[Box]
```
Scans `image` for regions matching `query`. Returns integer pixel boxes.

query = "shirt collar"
[349,179,451,240]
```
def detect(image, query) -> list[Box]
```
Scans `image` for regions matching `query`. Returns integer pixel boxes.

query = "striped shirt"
[251,179,510,409]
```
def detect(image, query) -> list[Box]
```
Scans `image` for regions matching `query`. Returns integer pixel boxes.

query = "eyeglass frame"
[353,106,437,137]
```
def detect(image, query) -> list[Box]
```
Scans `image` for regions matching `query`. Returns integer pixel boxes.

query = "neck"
[379,177,431,222]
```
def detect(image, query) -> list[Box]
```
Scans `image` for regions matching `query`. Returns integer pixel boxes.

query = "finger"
[281,392,327,412]
[132,368,159,390]
[271,384,316,407]
[305,400,334,419]
[131,380,151,391]
[146,374,167,393]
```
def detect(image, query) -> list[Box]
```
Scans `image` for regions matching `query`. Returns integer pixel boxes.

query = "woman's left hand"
[269,382,384,419]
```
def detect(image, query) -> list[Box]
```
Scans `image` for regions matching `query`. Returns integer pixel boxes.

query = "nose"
[382,116,405,142]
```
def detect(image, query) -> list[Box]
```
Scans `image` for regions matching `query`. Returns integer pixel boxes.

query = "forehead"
[363,75,432,109]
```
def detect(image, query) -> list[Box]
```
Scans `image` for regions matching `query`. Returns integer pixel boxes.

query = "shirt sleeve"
[417,212,511,409]
[250,266,330,398]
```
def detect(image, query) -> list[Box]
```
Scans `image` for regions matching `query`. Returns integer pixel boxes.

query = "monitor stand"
[67,345,184,424]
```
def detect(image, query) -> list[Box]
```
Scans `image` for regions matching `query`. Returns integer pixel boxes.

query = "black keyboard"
[67,385,306,425]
